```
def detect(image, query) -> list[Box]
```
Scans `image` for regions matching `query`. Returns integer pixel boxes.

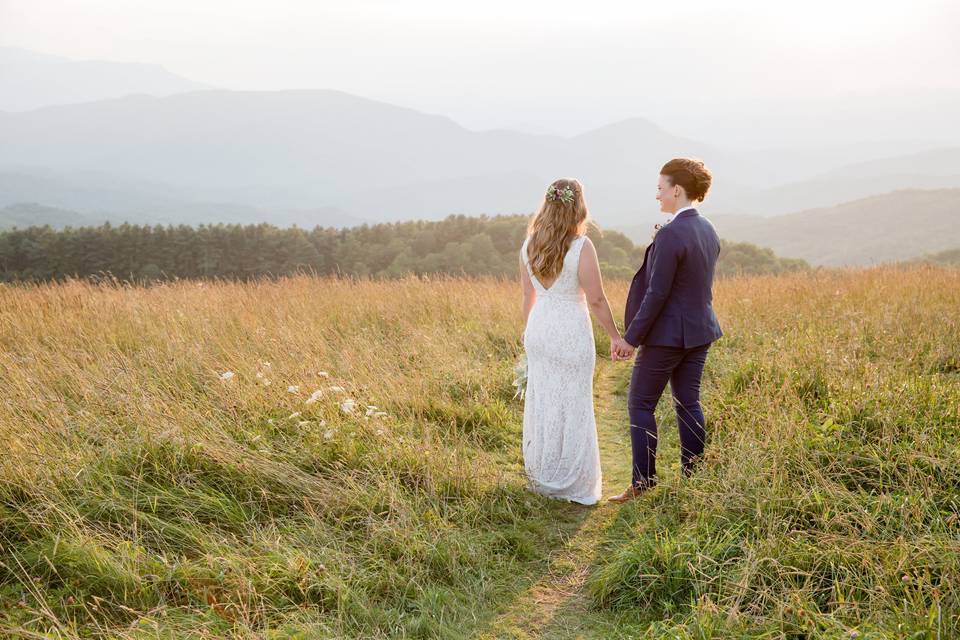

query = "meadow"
[0,266,958,639]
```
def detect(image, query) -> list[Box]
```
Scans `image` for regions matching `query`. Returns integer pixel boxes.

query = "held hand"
[610,337,636,362]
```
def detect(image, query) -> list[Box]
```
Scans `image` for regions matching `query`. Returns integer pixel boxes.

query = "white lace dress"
[520,234,602,505]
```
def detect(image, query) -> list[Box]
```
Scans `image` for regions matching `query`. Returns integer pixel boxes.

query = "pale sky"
[2,0,958,141]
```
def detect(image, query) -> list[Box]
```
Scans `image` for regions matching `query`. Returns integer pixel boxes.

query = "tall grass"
[0,274,574,638]
[589,266,960,637]
[0,266,957,638]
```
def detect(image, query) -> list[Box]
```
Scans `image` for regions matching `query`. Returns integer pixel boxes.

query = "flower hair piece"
[546,184,575,205]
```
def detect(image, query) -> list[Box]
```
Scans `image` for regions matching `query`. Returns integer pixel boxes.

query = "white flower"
[375,429,385,436]
[323,429,335,440]
[340,398,356,413]
[262,379,272,386]
[287,385,300,393]
[255,371,265,379]
[318,420,326,427]
[298,420,311,427]
[374,411,389,418]
[267,418,275,425]
[260,361,271,368]
[318,371,330,378]
[365,407,376,417]
[288,411,301,419]
[219,371,235,380]
[328,385,345,393]
[304,389,324,405]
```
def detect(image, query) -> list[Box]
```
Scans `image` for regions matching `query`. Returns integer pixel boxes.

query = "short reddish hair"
[660,158,712,202]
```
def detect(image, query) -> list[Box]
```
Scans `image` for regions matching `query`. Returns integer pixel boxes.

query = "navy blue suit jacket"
[623,208,723,348]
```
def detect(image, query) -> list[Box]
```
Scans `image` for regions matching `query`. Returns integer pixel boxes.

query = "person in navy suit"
[608,158,723,504]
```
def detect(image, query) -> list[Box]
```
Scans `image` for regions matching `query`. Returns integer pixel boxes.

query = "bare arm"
[519,254,536,324]
[578,238,621,341]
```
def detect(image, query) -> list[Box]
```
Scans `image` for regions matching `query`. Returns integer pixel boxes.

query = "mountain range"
[1,47,958,267]
[2,88,958,231]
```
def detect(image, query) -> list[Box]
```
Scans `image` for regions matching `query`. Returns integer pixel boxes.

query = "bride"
[518,178,632,505]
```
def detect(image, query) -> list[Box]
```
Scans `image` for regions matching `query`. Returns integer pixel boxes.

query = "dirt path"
[477,360,647,639]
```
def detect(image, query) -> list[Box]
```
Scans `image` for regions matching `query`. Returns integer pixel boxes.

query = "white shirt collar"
[674,205,696,216]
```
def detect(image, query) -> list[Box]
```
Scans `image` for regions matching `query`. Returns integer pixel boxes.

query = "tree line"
[0,214,808,284]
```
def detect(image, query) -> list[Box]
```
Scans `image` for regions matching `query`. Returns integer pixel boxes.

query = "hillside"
[914,247,960,267]
[713,189,960,266]
[0,202,104,229]
[707,147,960,217]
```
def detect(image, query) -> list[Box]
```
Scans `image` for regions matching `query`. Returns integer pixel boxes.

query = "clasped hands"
[610,337,635,362]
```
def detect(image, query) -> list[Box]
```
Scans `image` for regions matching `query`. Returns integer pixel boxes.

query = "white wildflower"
[328,385,345,393]
[288,411,301,420]
[255,371,265,379]
[305,389,324,405]
[219,371,235,381]
[376,429,385,436]
[319,420,326,426]
[340,398,356,413]
[318,371,330,378]
[374,411,389,418]
[365,407,376,417]
[287,385,300,393]
[260,361,271,368]
[298,420,311,427]
[323,429,335,440]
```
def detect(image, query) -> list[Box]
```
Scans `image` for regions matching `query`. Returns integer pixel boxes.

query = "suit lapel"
[625,241,655,327]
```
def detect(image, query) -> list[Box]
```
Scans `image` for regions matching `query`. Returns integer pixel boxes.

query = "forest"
[0,214,809,283]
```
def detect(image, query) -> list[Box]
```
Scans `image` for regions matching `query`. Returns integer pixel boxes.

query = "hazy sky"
[3,0,958,140]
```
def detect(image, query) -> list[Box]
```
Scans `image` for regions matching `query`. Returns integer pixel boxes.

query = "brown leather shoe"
[607,483,652,503]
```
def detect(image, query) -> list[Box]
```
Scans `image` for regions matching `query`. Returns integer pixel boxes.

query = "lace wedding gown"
[520,234,602,505]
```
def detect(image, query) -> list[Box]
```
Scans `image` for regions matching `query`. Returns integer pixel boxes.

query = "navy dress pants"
[627,343,710,488]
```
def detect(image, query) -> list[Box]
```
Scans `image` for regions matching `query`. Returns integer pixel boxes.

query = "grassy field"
[0,267,958,638]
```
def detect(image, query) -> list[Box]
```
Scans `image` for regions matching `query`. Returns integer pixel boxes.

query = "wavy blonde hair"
[526,178,596,282]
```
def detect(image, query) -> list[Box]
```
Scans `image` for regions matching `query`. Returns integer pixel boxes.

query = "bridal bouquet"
[511,354,528,400]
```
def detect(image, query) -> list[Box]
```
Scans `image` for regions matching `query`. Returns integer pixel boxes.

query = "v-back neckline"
[532,272,557,292]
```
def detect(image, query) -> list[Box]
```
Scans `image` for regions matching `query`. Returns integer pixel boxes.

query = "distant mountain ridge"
[0,47,212,112]
[3,88,957,230]
[1,55,959,232]
[0,203,105,229]
[0,89,715,228]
